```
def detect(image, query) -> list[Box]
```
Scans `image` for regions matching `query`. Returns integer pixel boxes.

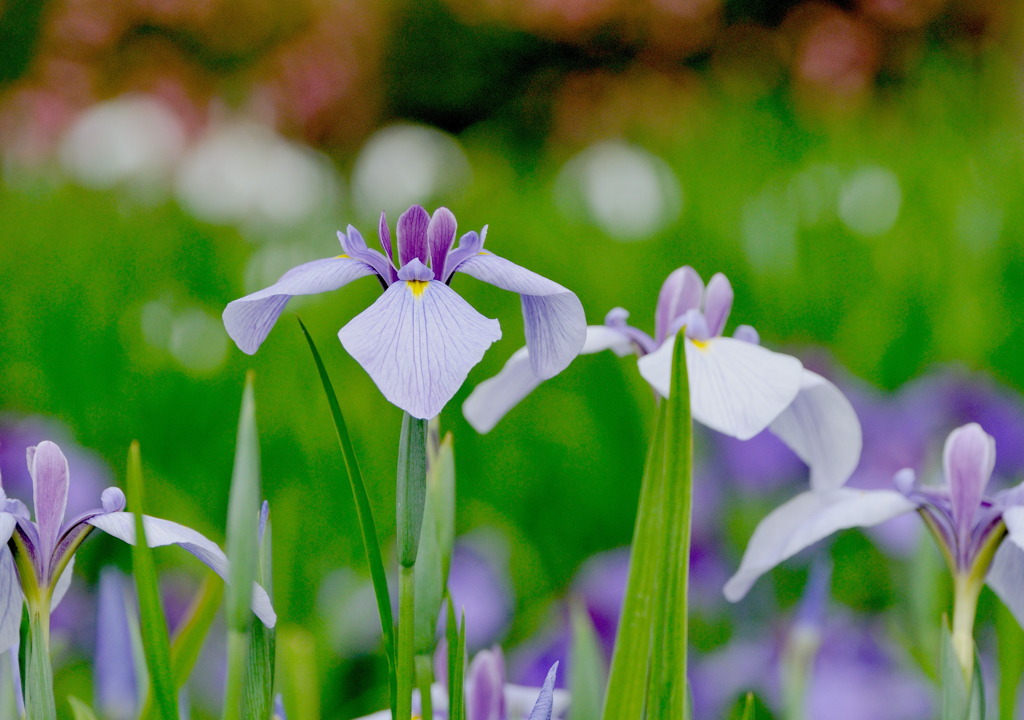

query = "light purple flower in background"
[0,440,274,656]
[447,542,514,650]
[725,423,1024,624]
[464,266,861,489]
[95,569,138,720]
[223,205,586,419]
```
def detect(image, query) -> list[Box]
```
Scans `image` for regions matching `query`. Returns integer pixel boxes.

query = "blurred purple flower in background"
[466,266,861,491]
[224,205,586,419]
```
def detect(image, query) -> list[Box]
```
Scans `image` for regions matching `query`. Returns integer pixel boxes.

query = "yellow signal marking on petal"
[406,280,429,297]
[335,254,349,259]
[691,338,709,350]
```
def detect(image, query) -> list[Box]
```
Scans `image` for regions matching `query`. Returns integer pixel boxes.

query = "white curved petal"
[223,256,376,355]
[724,488,916,602]
[455,253,586,379]
[463,325,632,433]
[768,370,863,491]
[0,547,22,655]
[988,538,1024,629]
[87,512,276,628]
[638,336,804,440]
[339,280,501,419]
[50,556,75,611]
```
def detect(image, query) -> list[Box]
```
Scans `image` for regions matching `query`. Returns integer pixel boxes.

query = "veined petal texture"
[0,541,22,655]
[527,662,559,720]
[724,488,917,602]
[638,336,804,440]
[463,325,633,433]
[339,280,501,419]
[28,441,69,569]
[454,253,586,379]
[944,423,996,547]
[86,512,276,628]
[768,370,863,491]
[224,256,377,354]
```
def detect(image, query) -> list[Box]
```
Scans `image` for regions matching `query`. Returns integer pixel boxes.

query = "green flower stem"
[397,566,417,720]
[25,603,55,720]
[415,654,434,720]
[223,628,249,720]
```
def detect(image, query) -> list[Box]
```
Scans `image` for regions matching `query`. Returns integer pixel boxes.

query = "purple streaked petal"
[378,211,393,261]
[724,488,917,602]
[28,441,69,571]
[86,512,276,628]
[943,423,996,549]
[638,336,804,440]
[339,279,501,419]
[454,253,586,378]
[397,205,430,267]
[527,662,559,720]
[427,207,457,281]
[703,273,734,337]
[443,229,486,282]
[95,569,138,720]
[0,546,22,655]
[339,227,396,282]
[768,370,863,491]
[655,266,703,344]
[467,648,506,720]
[463,325,633,434]
[223,257,377,355]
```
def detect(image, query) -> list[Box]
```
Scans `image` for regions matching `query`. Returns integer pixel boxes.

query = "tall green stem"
[25,604,55,720]
[951,573,983,682]
[396,413,428,720]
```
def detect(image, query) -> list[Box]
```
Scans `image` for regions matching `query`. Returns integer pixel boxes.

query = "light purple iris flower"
[0,441,275,655]
[356,650,564,720]
[465,266,861,489]
[223,205,586,419]
[725,423,1024,618]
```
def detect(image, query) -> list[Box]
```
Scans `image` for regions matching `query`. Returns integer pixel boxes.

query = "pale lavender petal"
[463,325,632,433]
[28,441,69,569]
[987,538,1024,630]
[703,272,734,337]
[943,423,996,548]
[655,266,703,344]
[467,648,505,720]
[733,324,760,344]
[507,683,571,720]
[443,229,485,282]
[0,544,22,655]
[339,277,501,419]
[86,512,276,628]
[455,253,585,378]
[223,257,377,355]
[50,555,74,611]
[527,662,559,720]
[339,227,395,282]
[397,205,430,267]
[768,370,863,491]
[378,211,393,260]
[95,569,138,720]
[638,336,804,440]
[724,489,917,602]
[428,207,457,280]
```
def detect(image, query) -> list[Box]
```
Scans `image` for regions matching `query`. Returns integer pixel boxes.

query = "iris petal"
[0,534,22,655]
[28,441,69,569]
[86,512,276,628]
[223,257,376,355]
[769,370,863,491]
[988,534,1024,629]
[463,325,633,433]
[944,423,996,548]
[724,489,917,602]
[455,253,586,379]
[339,280,502,419]
[527,662,559,720]
[638,336,804,440]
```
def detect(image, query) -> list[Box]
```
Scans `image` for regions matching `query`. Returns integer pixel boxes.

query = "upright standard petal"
[944,423,996,547]
[454,253,586,379]
[397,205,430,267]
[463,325,633,433]
[768,370,863,491]
[702,273,734,337]
[527,662,559,720]
[427,207,457,280]
[638,336,803,440]
[655,266,703,344]
[86,512,276,628]
[339,272,502,419]
[724,488,917,602]
[224,257,377,355]
[28,441,69,568]
[466,649,505,720]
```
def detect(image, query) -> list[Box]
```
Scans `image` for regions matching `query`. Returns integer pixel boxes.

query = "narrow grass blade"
[646,331,692,720]
[449,609,467,720]
[223,373,262,720]
[278,625,320,720]
[170,575,224,688]
[569,602,606,720]
[601,383,669,720]
[297,317,396,707]
[67,697,99,720]
[244,505,276,720]
[741,692,756,720]
[415,432,456,654]
[127,442,179,720]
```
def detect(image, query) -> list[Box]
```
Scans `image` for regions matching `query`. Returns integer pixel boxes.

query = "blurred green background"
[3,0,1024,716]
